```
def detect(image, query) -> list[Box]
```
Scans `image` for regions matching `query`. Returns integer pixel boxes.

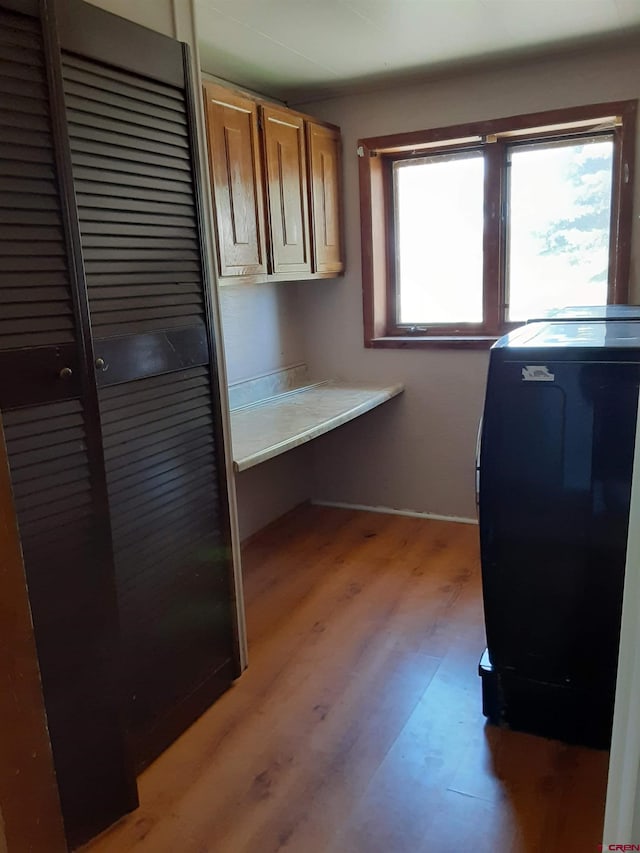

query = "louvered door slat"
[8,448,87,481]
[0,171,58,189]
[62,52,185,103]
[0,104,49,131]
[85,258,200,273]
[0,39,41,64]
[73,165,192,194]
[3,240,66,256]
[100,372,208,422]
[91,270,200,290]
[0,208,60,225]
[0,140,53,162]
[103,405,211,452]
[64,79,188,125]
[70,149,192,182]
[0,24,40,51]
[0,223,62,240]
[109,466,216,525]
[107,440,214,496]
[2,301,70,319]
[83,228,199,243]
[0,123,50,146]
[90,281,201,297]
[76,193,195,217]
[82,231,198,246]
[118,524,217,589]
[71,136,191,170]
[112,492,217,555]
[68,108,190,149]
[104,425,213,479]
[0,58,43,86]
[65,93,187,137]
[70,121,190,159]
[0,269,69,286]
[80,207,197,227]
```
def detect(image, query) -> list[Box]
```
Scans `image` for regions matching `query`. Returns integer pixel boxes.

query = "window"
[359,101,636,348]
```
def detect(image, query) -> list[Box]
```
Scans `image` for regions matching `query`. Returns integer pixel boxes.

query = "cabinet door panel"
[204,84,267,277]
[307,122,344,275]
[60,23,238,772]
[262,106,311,275]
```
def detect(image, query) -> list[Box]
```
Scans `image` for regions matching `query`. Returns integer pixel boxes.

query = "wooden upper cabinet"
[203,83,267,277]
[261,105,311,276]
[306,122,344,275]
[201,82,344,283]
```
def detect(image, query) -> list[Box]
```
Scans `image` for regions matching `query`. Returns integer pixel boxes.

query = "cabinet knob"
[59,367,73,379]
[95,357,106,370]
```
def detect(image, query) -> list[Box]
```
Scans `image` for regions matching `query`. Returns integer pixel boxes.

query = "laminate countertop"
[230,380,404,472]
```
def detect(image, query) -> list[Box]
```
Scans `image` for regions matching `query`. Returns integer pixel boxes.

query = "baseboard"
[311,500,478,525]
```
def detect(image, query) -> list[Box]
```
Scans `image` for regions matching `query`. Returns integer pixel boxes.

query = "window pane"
[394,152,484,325]
[506,136,614,322]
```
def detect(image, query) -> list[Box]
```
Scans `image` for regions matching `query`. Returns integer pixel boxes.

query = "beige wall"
[220,282,312,539]
[234,443,313,541]
[220,281,311,537]
[290,39,640,520]
[220,283,305,384]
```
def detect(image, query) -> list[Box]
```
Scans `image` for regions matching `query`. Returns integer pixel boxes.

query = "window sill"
[366,335,498,350]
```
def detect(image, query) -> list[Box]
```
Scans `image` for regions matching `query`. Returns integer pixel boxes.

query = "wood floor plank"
[82,506,609,853]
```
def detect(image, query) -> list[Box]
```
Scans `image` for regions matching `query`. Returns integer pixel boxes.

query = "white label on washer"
[521,365,555,382]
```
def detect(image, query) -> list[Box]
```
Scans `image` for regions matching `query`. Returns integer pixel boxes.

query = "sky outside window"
[506,136,614,322]
[394,152,484,325]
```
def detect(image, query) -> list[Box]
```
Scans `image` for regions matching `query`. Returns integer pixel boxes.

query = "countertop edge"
[232,382,404,472]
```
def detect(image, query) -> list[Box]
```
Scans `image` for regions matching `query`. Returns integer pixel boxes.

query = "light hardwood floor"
[83,504,609,853]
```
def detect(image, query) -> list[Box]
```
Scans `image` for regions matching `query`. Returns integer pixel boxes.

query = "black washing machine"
[478,320,640,748]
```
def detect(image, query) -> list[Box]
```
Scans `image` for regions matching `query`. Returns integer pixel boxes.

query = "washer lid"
[526,305,640,323]
[494,320,640,350]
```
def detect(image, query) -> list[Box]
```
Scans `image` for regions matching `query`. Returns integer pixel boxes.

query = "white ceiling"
[195,0,640,103]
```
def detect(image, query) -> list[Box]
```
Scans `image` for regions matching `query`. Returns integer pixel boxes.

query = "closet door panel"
[59,3,237,770]
[0,1,137,846]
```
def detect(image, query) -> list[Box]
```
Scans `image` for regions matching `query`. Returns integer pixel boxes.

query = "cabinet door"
[58,0,239,773]
[203,83,267,277]
[261,105,311,275]
[306,122,344,275]
[0,1,137,846]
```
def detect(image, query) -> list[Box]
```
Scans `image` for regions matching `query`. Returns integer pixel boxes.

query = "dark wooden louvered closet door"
[0,0,137,847]
[57,0,237,769]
